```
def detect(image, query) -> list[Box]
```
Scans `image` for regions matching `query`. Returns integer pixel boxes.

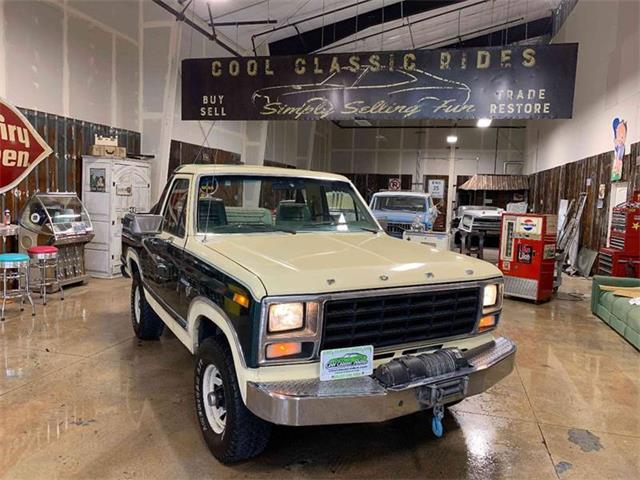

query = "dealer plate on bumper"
[320,345,373,381]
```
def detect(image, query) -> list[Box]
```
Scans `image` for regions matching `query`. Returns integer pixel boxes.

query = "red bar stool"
[27,246,64,305]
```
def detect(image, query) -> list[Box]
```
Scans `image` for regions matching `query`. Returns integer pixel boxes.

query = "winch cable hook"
[432,404,445,438]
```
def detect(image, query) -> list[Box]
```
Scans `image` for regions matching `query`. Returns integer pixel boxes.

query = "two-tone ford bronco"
[122,165,515,463]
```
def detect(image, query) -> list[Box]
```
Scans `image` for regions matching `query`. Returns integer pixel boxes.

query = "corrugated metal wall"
[1,108,140,222]
[528,141,640,252]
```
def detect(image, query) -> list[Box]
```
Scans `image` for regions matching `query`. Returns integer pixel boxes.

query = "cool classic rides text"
[209,49,537,78]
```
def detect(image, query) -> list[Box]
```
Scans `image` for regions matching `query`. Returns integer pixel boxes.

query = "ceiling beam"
[438,16,554,48]
[268,0,466,55]
[315,0,490,53]
[152,0,242,56]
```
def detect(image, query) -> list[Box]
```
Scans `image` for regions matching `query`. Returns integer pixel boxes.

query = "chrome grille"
[471,218,502,233]
[385,222,412,238]
[321,287,481,350]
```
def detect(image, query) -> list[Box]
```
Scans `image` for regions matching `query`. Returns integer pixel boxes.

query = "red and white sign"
[388,178,401,191]
[0,98,52,193]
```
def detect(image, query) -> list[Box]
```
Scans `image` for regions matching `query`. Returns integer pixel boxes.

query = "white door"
[111,162,151,274]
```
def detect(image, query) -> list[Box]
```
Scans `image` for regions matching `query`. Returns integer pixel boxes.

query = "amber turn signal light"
[478,315,496,332]
[232,292,250,308]
[266,342,302,359]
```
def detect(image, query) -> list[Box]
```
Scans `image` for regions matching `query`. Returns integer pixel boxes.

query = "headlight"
[483,284,499,308]
[268,302,304,332]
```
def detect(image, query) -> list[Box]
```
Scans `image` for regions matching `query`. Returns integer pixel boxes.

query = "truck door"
[144,176,190,325]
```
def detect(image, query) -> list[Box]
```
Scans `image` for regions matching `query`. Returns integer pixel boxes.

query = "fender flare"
[188,296,248,371]
[125,249,143,280]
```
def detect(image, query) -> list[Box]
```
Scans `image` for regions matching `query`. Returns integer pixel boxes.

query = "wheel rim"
[202,364,226,434]
[133,285,141,324]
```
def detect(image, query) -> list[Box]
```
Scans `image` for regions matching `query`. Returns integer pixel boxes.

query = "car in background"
[453,206,505,244]
[370,191,438,238]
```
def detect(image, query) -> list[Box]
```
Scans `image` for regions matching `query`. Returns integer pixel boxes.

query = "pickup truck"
[369,191,439,238]
[121,164,515,463]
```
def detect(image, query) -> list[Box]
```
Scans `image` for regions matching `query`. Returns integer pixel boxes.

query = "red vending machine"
[498,213,558,302]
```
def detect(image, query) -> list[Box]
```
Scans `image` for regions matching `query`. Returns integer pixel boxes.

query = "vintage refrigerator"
[82,156,151,278]
[498,213,558,302]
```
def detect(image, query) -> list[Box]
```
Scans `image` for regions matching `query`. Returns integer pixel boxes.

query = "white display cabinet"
[82,156,151,278]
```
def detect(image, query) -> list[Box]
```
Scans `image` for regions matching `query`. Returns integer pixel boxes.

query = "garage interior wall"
[265,121,525,178]
[0,0,267,202]
[328,124,525,178]
[524,0,640,256]
[525,0,640,174]
[0,0,140,131]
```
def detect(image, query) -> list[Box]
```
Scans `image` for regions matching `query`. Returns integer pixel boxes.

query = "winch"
[373,348,469,388]
[374,348,473,438]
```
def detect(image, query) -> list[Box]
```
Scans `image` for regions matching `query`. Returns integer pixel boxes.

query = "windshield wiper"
[302,221,335,227]
[270,226,297,235]
[230,223,297,235]
[358,227,380,234]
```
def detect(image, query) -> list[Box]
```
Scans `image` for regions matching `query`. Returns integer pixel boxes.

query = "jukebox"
[498,213,557,302]
[18,193,94,286]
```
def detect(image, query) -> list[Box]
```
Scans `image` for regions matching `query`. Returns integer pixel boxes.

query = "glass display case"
[18,193,94,286]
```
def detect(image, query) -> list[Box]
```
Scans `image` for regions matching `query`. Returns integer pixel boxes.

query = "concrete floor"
[0,275,638,479]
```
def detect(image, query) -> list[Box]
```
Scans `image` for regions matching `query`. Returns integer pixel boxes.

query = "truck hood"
[462,209,504,219]
[203,232,501,296]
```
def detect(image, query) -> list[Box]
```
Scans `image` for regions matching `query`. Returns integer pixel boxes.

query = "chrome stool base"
[28,251,64,305]
[0,255,35,321]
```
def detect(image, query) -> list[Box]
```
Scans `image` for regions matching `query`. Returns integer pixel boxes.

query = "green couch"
[591,276,640,350]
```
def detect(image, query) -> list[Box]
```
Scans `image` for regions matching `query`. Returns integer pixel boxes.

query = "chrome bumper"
[246,337,516,426]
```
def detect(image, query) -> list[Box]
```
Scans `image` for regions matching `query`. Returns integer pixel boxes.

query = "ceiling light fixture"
[446,134,458,144]
[477,118,492,128]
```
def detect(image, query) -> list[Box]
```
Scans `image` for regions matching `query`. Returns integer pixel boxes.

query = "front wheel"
[195,337,271,463]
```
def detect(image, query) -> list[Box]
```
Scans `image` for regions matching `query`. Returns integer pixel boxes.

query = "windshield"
[196,175,378,234]
[373,196,426,212]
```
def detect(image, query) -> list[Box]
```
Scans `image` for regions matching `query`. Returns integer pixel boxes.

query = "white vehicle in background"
[370,191,439,238]
[454,206,505,243]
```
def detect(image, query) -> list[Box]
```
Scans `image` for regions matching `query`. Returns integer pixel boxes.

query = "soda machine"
[498,213,558,302]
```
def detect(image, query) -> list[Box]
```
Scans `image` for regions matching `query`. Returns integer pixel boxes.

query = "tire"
[130,273,164,340]
[195,337,271,463]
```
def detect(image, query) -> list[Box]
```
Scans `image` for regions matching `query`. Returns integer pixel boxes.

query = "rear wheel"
[130,272,164,340]
[195,336,271,463]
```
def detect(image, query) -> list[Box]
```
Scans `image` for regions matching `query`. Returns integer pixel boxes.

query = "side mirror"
[123,213,163,235]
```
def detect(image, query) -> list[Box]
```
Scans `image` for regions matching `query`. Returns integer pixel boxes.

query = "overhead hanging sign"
[182,44,578,121]
[0,98,52,193]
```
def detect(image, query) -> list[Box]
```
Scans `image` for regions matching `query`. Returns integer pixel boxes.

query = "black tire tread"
[131,273,164,340]
[197,337,271,463]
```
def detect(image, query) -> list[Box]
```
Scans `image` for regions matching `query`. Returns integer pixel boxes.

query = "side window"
[162,178,190,237]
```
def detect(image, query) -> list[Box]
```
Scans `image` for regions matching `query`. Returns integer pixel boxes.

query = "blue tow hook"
[432,404,444,438]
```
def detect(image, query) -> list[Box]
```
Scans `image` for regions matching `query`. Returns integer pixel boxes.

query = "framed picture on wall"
[428,179,445,199]
[89,168,106,192]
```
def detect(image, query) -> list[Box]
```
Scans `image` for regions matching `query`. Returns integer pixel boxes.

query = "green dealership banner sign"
[181,44,578,121]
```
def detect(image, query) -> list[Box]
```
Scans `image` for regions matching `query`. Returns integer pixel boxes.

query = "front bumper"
[246,336,515,426]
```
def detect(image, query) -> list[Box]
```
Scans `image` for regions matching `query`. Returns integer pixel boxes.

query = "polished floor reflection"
[0,275,638,479]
